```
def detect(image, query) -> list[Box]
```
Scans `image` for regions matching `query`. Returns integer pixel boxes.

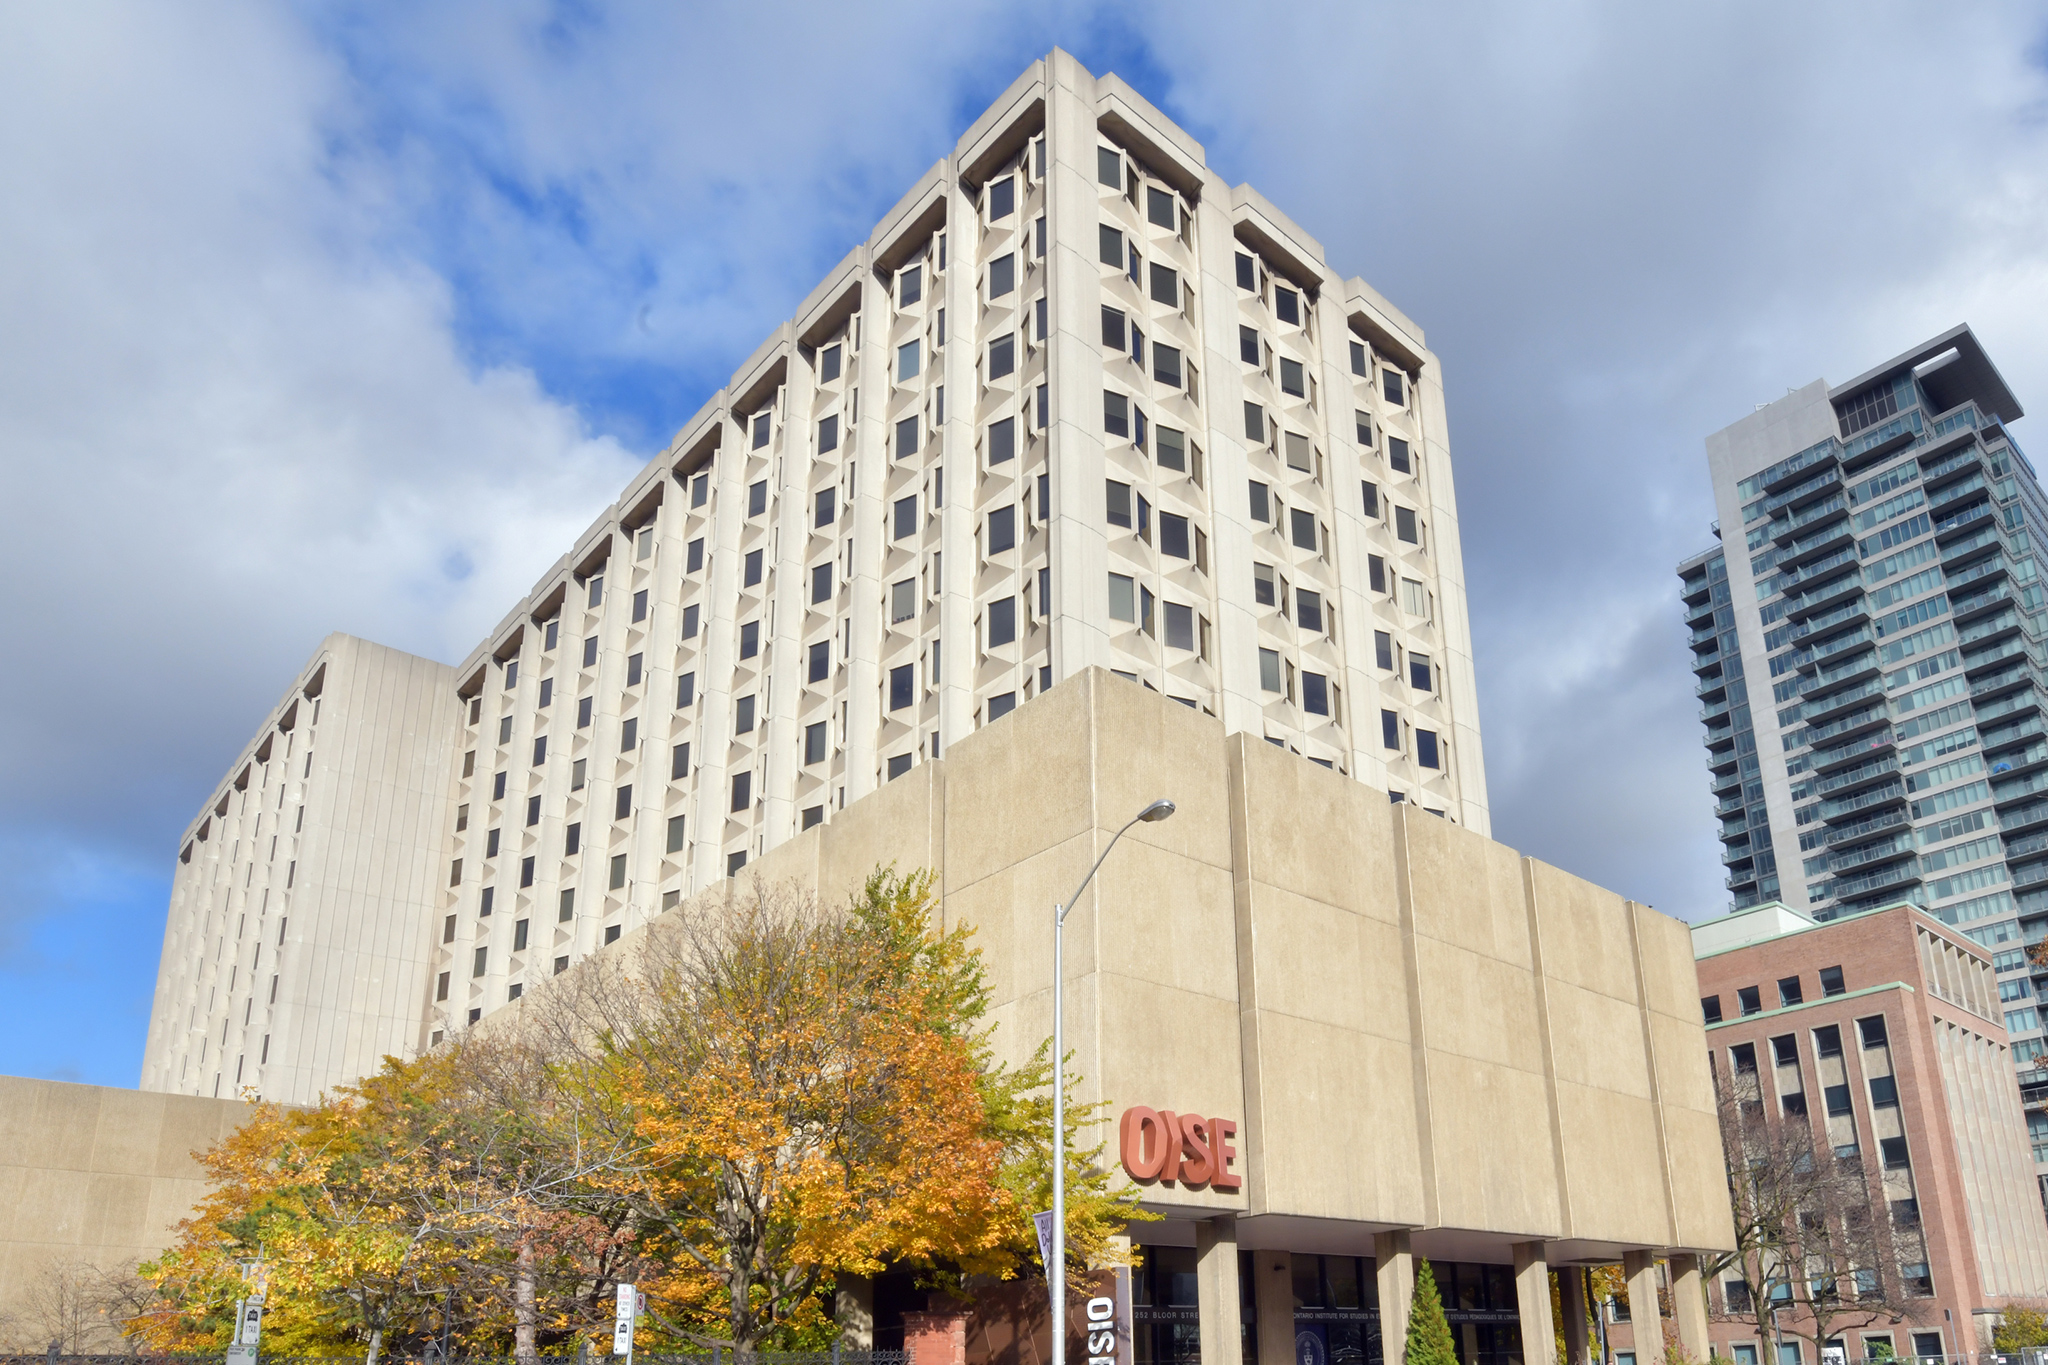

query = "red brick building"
[1671,902,2048,1364]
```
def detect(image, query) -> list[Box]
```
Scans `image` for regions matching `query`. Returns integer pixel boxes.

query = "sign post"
[226,1295,263,1365]
[613,1283,638,1362]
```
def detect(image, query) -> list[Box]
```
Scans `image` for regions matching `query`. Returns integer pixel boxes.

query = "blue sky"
[4,2,2048,1087]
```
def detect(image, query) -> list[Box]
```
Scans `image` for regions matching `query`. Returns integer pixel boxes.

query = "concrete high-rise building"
[142,51,1488,1102]
[1677,326,2048,1215]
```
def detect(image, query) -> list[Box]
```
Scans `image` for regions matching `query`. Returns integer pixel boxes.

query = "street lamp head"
[1138,798,1176,823]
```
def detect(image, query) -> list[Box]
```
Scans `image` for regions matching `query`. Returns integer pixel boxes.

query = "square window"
[1249,481,1271,523]
[895,495,918,540]
[538,678,553,709]
[802,805,824,830]
[1395,507,1419,543]
[526,793,542,826]
[1158,426,1186,471]
[1779,975,1804,1007]
[626,652,643,686]
[988,415,1016,465]
[1820,965,1845,996]
[804,722,827,765]
[1160,512,1189,559]
[682,603,700,638]
[752,413,773,451]
[731,771,751,812]
[691,472,708,506]
[443,914,456,944]
[566,821,581,855]
[988,253,1015,298]
[1409,655,1431,691]
[1164,602,1194,651]
[1303,672,1329,716]
[1275,287,1299,325]
[820,344,841,382]
[670,742,689,781]
[499,715,514,744]
[735,695,755,734]
[1239,327,1262,367]
[1154,344,1182,388]
[1356,411,1373,447]
[492,771,507,801]
[1259,648,1283,693]
[989,333,1015,379]
[1244,401,1265,442]
[666,813,686,854]
[1109,573,1136,622]
[888,752,915,780]
[1146,185,1176,229]
[687,537,706,572]
[676,672,695,707]
[814,489,835,528]
[1416,730,1439,768]
[1383,370,1405,405]
[1859,1015,1888,1047]
[808,641,829,682]
[615,784,632,820]
[897,340,920,383]
[744,549,763,587]
[1254,564,1277,606]
[1399,577,1427,616]
[1381,709,1400,750]
[1739,986,1762,1016]
[1362,481,1381,518]
[1102,305,1125,349]
[587,575,604,608]
[889,664,914,711]
[1286,431,1312,472]
[900,265,922,307]
[812,563,832,603]
[554,955,569,974]
[746,480,767,517]
[1280,357,1305,397]
[988,504,1016,554]
[896,416,919,459]
[1880,1136,1909,1169]
[739,621,759,659]
[1235,252,1256,290]
[1097,146,1121,187]
[1870,1074,1899,1106]
[487,827,501,858]
[480,886,495,916]
[631,588,648,623]
[473,947,488,978]
[514,918,529,950]
[987,596,1017,647]
[1389,437,1411,473]
[1291,508,1318,551]
[891,578,916,623]
[609,852,627,889]
[583,635,599,667]
[817,412,839,454]
[988,692,1017,721]
[988,175,1015,219]
[1149,262,1178,307]
[1107,480,1133,528]
[571,757,586,790]
[1104,391,1130,438]
[1349,340,1368,377]
[1099,224,1123,267]
[605,923,623,944]
[1298,590,1323,632]
[1700,995,1722,1024]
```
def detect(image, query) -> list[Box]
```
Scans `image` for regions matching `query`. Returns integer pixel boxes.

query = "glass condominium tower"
[1679,325,2048,1078]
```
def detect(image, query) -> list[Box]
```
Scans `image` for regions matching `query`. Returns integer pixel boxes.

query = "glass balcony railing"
[1762,466,1844,516]
[1803,703,1888,748]
[1818,779,1906,822]
[1930,401,1984,439]
[1842,408,1925,462]
[1824,806,1910,847]
[1760,436,1841,491]
[1829,832,1915,874]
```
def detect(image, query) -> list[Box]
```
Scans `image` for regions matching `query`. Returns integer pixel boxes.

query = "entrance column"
[1622,1251,1663,1360]
[1558,1268,1593,1365]
[1513,1243,1557,1365]
[1197,1217,1243,1365]
[1252,1251,1294,1365]
[1375,1231,1415,1365]
[1667,1255,1709,1364]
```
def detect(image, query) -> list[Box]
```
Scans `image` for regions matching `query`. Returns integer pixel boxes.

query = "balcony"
[1687,596,1718,627]
[1825,806,1911,848]
[1700,697,1733,724]
[1820,858,1922,903]
[1941,521,2009,569]
[1761,437,1840,492]
[1809,648,1882,694]
[1829,832,1915,875]
[1992,753,2048,806]
[1762,465,1845,516]
[1928,471,1989,521]
[1801,595,1870,636]
[1692,642,1724,673]
[1802,703,1889,749]
[1813,728,1894,773]
[1972,684,2040,725]
[1806,679,1888,727]
[1807,627,1875,670]
[1816,752,1901,799]
[1929,401,1985,442]
[2001,799,2048,838]
[1697,671,1730,701]
[1773,493,1849,545]
[1689,622,1721,646]
[1782,517,1856,565]
[1958,609,2023,652]
[1951,579,2016,624]
[1944,552,2009,595]
[1841,409,1925,465]
[1934,498,1995,543]
[1818,779,1907,823]
[1785,566,1865,619]
[1981,713,2048,756]
[1970,659,2037,702]
[1921,441,1984,488]
[1962,633,2039,678]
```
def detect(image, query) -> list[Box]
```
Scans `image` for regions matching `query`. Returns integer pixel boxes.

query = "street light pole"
[1051,798,1176,1365]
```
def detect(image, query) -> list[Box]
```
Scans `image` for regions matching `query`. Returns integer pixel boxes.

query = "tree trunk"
[516,1234,540,1365]
[366,1327,383,1365]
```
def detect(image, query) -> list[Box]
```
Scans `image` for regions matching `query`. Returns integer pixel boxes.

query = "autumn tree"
[1994,1304,2048,1352]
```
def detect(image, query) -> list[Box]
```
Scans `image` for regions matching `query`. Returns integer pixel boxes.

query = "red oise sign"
[1118,1106,1242,1191]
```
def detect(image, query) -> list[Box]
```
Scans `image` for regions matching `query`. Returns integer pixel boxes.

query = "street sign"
[613,1283,637,1357]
